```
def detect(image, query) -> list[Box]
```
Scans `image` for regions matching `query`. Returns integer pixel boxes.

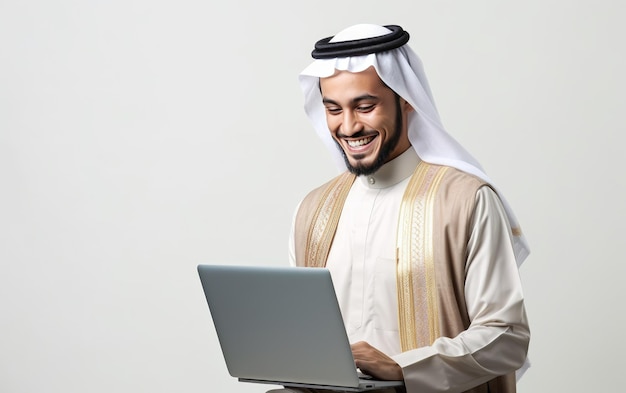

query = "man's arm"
[392,187,529,392]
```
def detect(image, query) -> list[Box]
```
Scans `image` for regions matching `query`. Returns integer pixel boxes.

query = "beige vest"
[294,162,515,393]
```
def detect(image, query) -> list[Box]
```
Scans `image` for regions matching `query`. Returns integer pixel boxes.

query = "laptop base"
[239,377,404,392]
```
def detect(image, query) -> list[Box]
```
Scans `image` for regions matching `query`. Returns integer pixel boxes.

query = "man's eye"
[326,107,342,114]
[357,105,374,112]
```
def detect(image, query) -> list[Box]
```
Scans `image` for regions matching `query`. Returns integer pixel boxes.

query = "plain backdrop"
[1,1,624,392]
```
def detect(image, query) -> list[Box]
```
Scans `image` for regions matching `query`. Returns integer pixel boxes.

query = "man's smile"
[347,135,376,148]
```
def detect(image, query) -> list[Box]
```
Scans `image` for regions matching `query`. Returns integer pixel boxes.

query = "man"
[270,24,530,393]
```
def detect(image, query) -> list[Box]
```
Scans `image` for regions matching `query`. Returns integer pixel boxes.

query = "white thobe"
[288,148,529,392]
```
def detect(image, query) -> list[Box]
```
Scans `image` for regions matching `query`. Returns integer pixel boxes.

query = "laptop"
[197,264,404,392]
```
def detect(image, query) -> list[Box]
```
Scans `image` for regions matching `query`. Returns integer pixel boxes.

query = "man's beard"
[335,95,404,176]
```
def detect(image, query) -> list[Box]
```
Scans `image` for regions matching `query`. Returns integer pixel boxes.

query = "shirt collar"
[358,147,420,189]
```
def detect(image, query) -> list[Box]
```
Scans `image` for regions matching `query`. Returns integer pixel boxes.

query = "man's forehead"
[320,67,390,95]
[321,67,383,84]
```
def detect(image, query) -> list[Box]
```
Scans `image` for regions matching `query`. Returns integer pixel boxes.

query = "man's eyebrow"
[322,97,339,106]
[322,94,379,106]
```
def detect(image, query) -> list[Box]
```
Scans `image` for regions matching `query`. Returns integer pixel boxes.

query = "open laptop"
[197,264,404,392]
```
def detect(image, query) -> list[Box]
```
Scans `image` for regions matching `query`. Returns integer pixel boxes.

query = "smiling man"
[321,66,413,176]
[270,24,531,393]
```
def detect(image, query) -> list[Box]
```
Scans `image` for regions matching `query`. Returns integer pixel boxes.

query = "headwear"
[298,24,530,266]
[311,24,409,59]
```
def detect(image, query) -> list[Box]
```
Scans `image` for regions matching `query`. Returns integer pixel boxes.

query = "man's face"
[320,67,413,176]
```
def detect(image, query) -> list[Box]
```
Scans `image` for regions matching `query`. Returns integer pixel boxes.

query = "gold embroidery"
[396,162,449,351]
[396,163,427,351]
[305,172,356,267]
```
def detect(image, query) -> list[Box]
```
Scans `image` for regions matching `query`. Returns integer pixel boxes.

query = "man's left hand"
[351,341,403,381]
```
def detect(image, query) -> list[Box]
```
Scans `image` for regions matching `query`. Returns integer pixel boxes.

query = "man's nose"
[340,111,363,136]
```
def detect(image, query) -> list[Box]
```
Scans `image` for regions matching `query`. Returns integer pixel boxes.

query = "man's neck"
[358,148,420,189]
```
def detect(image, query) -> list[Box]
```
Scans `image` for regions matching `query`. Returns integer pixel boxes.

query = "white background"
[1,1,624,392]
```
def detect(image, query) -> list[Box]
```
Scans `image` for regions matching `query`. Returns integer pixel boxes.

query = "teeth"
[347,136,374,147]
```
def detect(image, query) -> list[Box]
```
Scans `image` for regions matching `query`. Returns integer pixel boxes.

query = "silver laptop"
[197,264,404,392]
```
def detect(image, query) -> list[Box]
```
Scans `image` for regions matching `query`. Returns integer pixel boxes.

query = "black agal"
[311,25,410,59]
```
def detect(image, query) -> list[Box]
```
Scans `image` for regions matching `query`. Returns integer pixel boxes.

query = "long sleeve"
[392,187,530,392]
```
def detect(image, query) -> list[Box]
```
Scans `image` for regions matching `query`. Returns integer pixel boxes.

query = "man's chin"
[336,144,387,176]
[346,159,380,176]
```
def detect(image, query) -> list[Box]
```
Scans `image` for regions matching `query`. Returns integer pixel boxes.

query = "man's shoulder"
[427,163,490,191]
[416,163,496,210]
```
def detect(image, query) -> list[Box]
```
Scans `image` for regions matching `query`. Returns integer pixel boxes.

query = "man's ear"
[402,99,414,113]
